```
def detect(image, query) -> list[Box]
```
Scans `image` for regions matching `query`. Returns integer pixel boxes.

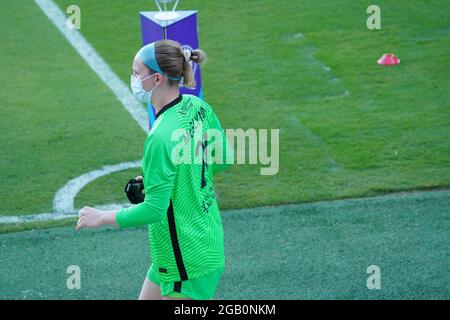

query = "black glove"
[124,178,145,204]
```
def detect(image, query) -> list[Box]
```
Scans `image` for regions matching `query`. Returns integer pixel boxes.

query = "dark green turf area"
[1,190,448,300]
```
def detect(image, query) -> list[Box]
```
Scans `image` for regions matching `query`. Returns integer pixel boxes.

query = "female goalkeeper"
[76,40,232,300]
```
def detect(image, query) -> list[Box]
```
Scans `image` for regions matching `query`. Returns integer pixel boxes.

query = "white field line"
[0,0,149,224]
[53,161,142,213]
[282,32,350,99]
[281,32,348,170]
[0,203,131,224]
[34,0,149,133]
[0,160,141,224]
[2,188,450,224]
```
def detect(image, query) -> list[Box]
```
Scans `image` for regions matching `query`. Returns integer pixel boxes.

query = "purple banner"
[140,11,202,97]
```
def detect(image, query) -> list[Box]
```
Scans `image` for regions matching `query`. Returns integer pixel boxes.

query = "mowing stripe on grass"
[34,0,149,133]
[281,32,350,101]
[287,115,343,173]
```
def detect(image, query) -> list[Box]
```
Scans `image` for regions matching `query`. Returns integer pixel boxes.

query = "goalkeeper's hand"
[124,176,145,204]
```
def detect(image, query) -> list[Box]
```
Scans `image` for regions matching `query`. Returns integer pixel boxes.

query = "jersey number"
[197,136,209,189]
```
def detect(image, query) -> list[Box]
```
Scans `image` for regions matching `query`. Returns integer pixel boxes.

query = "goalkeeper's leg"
[138,277,163,300]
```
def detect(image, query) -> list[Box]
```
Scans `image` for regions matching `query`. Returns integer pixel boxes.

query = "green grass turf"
[1,189,448,299]
[0,0,145,217]
[51,0,450,210]
[0,0,449,229]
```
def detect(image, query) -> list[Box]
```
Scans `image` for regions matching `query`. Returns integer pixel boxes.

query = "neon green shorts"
[147,264,224,300]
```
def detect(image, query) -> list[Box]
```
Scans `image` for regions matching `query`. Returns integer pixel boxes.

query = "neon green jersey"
[116,94,232,282]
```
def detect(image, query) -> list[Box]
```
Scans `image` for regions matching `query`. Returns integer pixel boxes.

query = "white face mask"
[130,73,157,104]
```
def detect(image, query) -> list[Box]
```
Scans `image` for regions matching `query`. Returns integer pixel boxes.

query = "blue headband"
[137,42,182,81]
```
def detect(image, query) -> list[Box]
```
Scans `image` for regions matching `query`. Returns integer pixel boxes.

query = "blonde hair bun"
[190,49,207,64]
